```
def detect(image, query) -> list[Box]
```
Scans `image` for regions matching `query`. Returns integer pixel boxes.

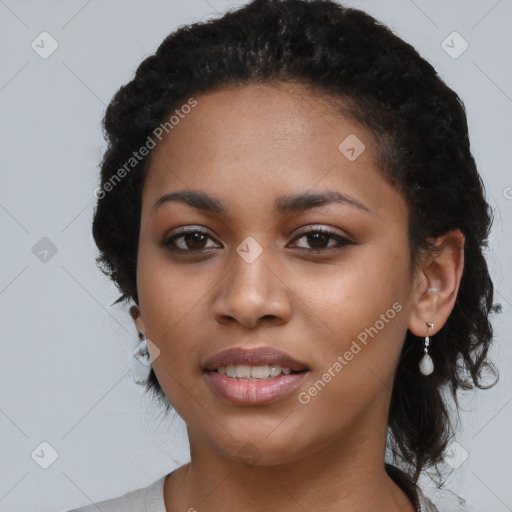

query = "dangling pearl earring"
[419,321,434,376]
[132,334,152,384]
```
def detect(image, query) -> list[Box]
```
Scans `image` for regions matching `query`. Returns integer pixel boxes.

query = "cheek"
[136,249,207,368]
[298,247,410,397]
[301,245,408,334]
[137,237,210,320]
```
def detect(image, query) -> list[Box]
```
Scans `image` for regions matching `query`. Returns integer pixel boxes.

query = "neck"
[164,409,416,512]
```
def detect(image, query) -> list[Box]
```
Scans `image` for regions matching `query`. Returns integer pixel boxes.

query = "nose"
[212,247,292,330]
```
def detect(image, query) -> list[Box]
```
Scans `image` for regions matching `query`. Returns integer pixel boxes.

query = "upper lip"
[203,346,310,372]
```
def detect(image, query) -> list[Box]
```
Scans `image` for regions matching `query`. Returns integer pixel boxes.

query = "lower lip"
[205,371,308,406]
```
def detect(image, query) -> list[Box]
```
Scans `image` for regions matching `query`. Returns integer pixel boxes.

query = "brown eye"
[290,227,354,252]
[304,231,331,249]
[163,228,219,252]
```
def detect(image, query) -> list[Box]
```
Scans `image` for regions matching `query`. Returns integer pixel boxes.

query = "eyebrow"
[151,189,371,217]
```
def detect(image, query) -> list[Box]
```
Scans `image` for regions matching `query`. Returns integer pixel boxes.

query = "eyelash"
[162,226,354,254]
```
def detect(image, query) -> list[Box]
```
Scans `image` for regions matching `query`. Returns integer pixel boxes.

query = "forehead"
[149,81,372,164]
[142,82,402,220]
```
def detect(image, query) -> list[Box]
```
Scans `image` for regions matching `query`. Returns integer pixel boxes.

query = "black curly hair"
[92,0,499,486]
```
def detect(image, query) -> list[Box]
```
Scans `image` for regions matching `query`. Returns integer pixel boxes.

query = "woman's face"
[136,82,420,465]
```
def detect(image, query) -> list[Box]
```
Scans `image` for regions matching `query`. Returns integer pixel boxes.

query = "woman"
[70,0,498,510]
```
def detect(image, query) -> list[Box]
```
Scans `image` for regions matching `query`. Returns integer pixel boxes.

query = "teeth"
[215,364,294,380]
[252,365,271,379]
[237,365,251,379]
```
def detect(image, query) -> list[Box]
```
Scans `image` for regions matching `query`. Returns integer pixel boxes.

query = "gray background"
[0,0,511,510]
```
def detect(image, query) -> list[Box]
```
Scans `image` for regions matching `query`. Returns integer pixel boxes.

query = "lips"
[202,346,310,373]
[206,371,308,405]
[202,346,310,405]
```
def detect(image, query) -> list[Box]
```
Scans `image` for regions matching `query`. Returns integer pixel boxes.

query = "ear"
[407,229,465,337]
[129,305,146,336]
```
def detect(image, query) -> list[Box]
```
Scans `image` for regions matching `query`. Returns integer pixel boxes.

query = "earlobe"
[129,305,146,336]
[408,229,465,337]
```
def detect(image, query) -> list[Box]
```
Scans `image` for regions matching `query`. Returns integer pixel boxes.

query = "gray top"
[66,470,471,512]
[66,474,168,512]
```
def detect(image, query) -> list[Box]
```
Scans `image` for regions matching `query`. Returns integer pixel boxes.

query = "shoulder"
[65,474,168,512]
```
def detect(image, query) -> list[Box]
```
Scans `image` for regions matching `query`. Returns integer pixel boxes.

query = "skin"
[130,82,465,512]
